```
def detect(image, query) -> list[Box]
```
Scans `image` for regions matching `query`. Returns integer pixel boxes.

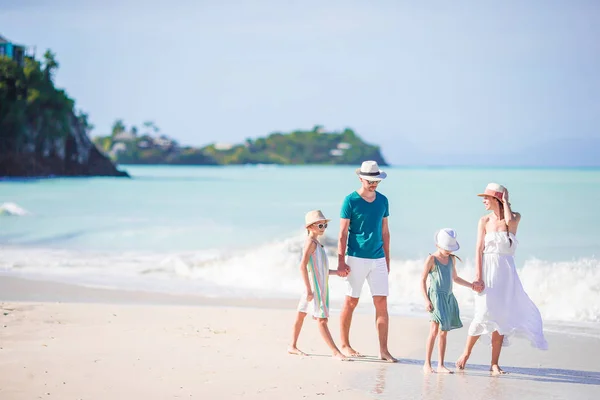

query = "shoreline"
[0,274,297,310]
[2,273,598,336]
[1,275,600,399]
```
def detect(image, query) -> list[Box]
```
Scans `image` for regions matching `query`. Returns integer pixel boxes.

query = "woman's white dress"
[468,231,548,349]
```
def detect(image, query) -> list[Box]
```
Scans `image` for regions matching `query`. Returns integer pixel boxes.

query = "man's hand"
[337,261,350,277]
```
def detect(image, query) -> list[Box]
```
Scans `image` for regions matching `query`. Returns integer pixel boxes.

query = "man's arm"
[382,217,390,272]
[337,218,351,276]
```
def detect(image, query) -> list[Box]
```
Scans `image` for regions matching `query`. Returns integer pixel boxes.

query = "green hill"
[94,125,388,166]
[0,50,128,177]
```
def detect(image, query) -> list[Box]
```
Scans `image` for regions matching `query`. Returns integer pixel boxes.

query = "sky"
[1,0,599,165]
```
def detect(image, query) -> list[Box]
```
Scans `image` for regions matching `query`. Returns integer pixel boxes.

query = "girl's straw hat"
[434,228,460,252]
[305,210,330,228]
[477,183,505,201]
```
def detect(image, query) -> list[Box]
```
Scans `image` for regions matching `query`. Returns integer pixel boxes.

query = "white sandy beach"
[1,276,599,400]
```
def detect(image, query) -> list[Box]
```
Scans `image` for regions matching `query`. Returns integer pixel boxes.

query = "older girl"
[288,210,348,361]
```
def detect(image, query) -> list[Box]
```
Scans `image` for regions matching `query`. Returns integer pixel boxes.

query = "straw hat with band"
[355,160,387,181]
[305,210,330,228]
[477,183,506,202]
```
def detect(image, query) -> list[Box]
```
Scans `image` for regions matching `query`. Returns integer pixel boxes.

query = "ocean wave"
[0,202,31,216]
[1,236,598,324]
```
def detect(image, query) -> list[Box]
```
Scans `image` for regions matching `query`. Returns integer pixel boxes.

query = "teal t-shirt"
[340,191,389,259]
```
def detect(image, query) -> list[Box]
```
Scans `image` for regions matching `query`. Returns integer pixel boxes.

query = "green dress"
[428,256,463,331]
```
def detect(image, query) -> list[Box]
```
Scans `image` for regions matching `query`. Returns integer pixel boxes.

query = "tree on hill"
[0,50,127,176]
[42,50,59,82]
[111,119,126,137]
[93,123,386,166]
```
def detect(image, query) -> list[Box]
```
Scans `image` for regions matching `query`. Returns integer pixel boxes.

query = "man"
[337,160,396,362]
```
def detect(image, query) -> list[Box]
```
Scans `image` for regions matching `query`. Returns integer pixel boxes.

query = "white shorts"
[345,256,389,298]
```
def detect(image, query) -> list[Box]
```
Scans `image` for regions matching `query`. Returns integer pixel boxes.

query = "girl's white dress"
[468,231,548,349]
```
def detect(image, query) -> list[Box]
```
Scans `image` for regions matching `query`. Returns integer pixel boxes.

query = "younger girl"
[288,210,348,361]
[420,228,481,373]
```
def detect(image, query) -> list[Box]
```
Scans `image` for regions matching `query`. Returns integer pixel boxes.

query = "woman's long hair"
[496,198,513,247]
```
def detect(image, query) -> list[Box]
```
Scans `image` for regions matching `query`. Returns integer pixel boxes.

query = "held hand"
[472,280,485,293]
[425,301,433,312]
[306,291,314,302]
[337,262,350,277]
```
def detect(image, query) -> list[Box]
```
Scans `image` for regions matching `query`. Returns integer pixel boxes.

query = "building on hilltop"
[0,34,33,67]
[113,131,137,142]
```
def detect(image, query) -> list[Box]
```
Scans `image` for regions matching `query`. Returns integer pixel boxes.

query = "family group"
[288,161,548,375]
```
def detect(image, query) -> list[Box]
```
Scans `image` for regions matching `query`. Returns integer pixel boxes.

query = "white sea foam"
[0,202,30,216]
[1,236,599,324]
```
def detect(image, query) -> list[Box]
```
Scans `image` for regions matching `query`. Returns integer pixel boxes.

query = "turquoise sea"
[1,165,599,325]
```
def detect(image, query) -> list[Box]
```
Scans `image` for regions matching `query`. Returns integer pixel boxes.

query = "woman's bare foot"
[341,345,363,357]
[437,365,454,374]
[423,364,435,374]
[380,351,398,363]
[287,346,307,356]
[455,352,470,369]
[333,352,351,361]
[490,365,508,375]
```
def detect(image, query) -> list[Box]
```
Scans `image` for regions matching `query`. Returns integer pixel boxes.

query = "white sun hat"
[355,160,387,181]
[434,228,460,252]
[305,210,330,228]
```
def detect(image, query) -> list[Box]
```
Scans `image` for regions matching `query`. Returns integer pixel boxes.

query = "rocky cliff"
[0,51,128,178]
[0,111,129,177]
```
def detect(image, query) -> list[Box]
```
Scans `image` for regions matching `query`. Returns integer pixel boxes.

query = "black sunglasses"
[366,179,381,185]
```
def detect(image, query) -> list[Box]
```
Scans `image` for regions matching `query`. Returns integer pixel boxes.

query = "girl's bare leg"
[317,318,349,360]
[288,312,307,355]
[437,330,452,373]
[456,335,479,369]
[490,331,508,375]
[423,322,438,373]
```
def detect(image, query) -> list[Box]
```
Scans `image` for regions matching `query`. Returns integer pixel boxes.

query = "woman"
[455,183,548,375]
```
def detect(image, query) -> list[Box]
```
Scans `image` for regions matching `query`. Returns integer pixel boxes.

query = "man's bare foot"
[455,353,470,369]
[490,365,508,375]
[341,345,363,357]
[333,352,351,361]
[437,365,454,374]
[423,364,435,374]
[380,351,398,363]
[287,346,307,356]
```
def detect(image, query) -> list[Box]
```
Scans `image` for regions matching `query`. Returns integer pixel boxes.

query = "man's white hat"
[355,161,387,181]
